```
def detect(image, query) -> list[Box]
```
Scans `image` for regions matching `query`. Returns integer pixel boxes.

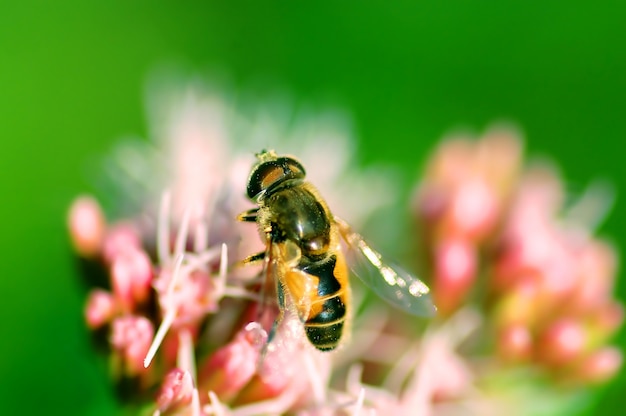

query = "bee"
[238,150,435,351]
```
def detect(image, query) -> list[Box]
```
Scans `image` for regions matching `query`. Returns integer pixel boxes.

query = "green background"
[1,1,624,414]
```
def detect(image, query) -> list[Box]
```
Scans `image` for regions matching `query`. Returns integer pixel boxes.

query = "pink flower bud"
[111,248,153,312]
[433,239,476,316]
[428,137,474,182]
[102,223,142,264]
[415,130,522,244]
[67,195,106,258]
[84,289,115,329]
[235,313,332,408]
[198,327,261,403]
[111,316,154,375]
[574,347,622,384]
[413,183,448,223]
[536,319,587,368]
[478,129,523,191]
[450,177,497,239]
[156,368,195,412]
[568,240,617,315]
[155,269,218,328]
[236,373,291,406]
[490,241,530,294]
[497,324,533,363]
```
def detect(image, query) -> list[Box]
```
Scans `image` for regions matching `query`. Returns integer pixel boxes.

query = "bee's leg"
[242,251,265,264]
[237,207,259,222]
[241,250,271,322]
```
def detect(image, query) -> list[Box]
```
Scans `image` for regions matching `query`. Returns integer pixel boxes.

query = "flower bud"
[68,195,106,258]
[433,239,476,316]
[102,223,142,264]
[497,324,533,363]
[156,368,195,413]
[111,315,154,375]
[111,248,153,312]
[574,347,622,384]
[198,327,261,403]
[536,319,587,368]
[450,177,497,240]
[84,289,115,329]
[568,240,617,315]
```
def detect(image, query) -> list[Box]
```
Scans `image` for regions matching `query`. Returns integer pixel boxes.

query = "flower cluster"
[68,85,622,415]
[68,85,398,415]
[413,128,623,386]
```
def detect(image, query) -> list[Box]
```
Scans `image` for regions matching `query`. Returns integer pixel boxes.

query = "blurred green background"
[1,1,624,415]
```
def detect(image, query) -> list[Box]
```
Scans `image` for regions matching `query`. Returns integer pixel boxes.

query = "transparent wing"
[336,218,436,317]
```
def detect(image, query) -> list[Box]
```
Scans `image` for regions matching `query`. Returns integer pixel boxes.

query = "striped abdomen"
[300,253,349,351]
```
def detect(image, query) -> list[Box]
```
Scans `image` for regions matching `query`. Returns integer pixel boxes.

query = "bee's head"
[246,150,306,200]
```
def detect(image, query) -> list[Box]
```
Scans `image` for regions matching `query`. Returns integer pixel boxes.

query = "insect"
[238,150,435,351]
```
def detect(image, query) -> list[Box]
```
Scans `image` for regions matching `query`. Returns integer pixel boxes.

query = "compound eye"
[246,156,307,200]
[279,157,306,178]
[259,164,287,192]
[247,162,285,199]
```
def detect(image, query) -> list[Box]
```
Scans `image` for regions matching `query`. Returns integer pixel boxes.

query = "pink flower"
[102,222,142,264]
[71,82,388,414]
[111,315,154,376]
[414,128,523,315]
[414,128,522,242]
[198,324,262,403]
[536,319,588,368]
[412,126,622,403]
[70,83,622,416]
[489,166,623,378]
[110,247,153,312]
[67,195,106,258]
[156,368,195,413]
[574,347,623,384]
[84,289,115,329]
[432,238,477,316]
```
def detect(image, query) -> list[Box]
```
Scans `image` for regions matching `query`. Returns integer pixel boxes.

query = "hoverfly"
[238,150,435,351]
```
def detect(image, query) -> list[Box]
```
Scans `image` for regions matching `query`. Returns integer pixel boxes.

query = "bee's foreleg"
[237,208,259,222]
[241,251,266,264]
